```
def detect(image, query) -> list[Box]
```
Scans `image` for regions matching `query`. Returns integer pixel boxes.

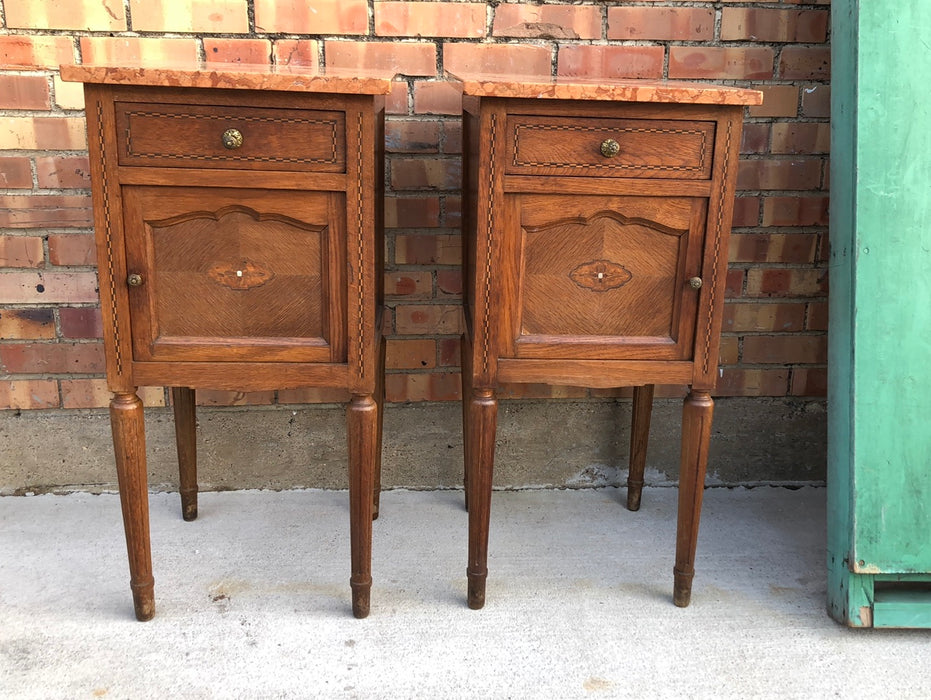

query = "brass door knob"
[221,128,243,150]
[688,276,703,290]
[127,273,144,287]
[600,138,620,158]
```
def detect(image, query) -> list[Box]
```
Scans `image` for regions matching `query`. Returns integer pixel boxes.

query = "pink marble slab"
[449,72,762,106]
[60,62,396,95]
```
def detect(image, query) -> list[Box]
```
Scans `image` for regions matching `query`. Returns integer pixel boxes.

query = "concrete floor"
[1,486,928,698]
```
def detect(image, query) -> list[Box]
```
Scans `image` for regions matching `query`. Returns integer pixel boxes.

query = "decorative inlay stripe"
[702,120,732,376]
[97,102,123,376]
[480,113,498,375]
[356,112,366,380]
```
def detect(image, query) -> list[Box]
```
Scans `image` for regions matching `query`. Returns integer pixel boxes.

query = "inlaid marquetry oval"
[207,261,274,290]
[569,259,633,292]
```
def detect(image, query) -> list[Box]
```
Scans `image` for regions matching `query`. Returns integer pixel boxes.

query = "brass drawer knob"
[127,273,144,287]
[221,128,243,150]
[600,138,620,158]
[689,276,703,290]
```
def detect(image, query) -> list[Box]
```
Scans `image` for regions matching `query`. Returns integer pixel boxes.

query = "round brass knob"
[688,276,703,290]
[127,273,144,287]
[221,128,243,150]
[600,138,620,158]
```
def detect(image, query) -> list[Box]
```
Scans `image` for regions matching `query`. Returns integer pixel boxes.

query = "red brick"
[438,338,460,367]
[558,45,665,80]
[35,156,91,189]
[204,39,272,65]
[729,233,818,264]
[413,81,463,115]
[255,0,368,34]
[0,117,87,150]
[394,305,462,334]
[326,41,436,76]
[714,369,789,397]
[0,342,105,374]
[669,47,774,80]
[0,157,33,189]
[746,269,827,298]
[272,40,319,67]
[47,235,96,266]
[807,301,828,331]
[196,390,275,406]
[737,158,822,191]
[6,0,126,30]
[277,386,351,404]
[53,76,85,110]
[0,309,55,340]
[390,157,461,191]
[441,122,462,155]
[0,194,93,229]
[498,383,588,400]
[608,7,714,41]
[721,9,829,43]
[722,303,806,333]
[443,195,462,228]
[0,236,44,267]
[386,338,436,369]
[719,336,739,365]
[725,268,745,297]
[386,81,410,115]
[740,124,771,155]
[385,196,441,228]
[0,380,60,410]
[394,234,460,265]
[130,0,249,33]
[0,36,75,69]
[60,379,165,409]
[385,372,461,402]
[801,85,830,118]
[779,47,830,81]
[384,272,432,298]
[385,121,440,153]
[79,37,199,66]
[762,195,829,227]
[495,3,602,40]
[437,270,462,296]
[732,197,761,228]
[444,43,551,77]
[376,2,485,38]
[771,123,830,154]
[0,74,51,110]
[790,368,827,397]
[743,335,827,364]
[0,272,99,304]
[749,86,799,118]
[59,307,103,338]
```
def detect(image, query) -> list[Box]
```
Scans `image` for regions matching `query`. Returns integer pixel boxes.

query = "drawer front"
[506,116,715,179]
[115,102,346,172]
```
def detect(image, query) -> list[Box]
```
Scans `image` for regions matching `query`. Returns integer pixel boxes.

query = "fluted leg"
[466,388,497,610]
[627,384,654,511]
[172,387,197,521]
[674,389,714,607]
[110,391,155,621]
[347,393,377,618]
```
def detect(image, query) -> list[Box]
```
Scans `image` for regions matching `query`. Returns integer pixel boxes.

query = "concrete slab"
[2,487,927,698]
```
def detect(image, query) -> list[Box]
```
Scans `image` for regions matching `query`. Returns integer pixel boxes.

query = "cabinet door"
[501,194,706,360]
[123,186,346,363]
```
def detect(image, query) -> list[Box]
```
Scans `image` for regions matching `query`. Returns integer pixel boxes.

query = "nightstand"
[457,75,761,609]
[61,63,391,619]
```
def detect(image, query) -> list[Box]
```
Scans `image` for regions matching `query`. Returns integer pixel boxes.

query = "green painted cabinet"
[828,1,931,627]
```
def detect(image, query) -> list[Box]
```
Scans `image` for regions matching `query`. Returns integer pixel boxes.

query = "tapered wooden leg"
[674,389,714,607]
[460,335,474,512]
[627,384,654,511]
[171,387,197,521]
[373,338,386,520]
[466,388,497,610]
[347,394,377,618]
[110,391,155,621]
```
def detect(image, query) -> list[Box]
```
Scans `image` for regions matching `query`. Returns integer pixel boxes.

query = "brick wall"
[0,1,830,410]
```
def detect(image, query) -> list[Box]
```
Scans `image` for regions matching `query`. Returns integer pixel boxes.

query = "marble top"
[60,62,396,95]
[450,73,763,106]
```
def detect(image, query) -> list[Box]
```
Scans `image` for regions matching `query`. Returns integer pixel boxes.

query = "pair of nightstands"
[63,63,759,620]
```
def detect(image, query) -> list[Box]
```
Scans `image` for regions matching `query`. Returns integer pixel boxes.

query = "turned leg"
[627,384,654,511]
[460,336,474,511]
[466,388,497,610]
[110,391,155,621]
[373,338,386,520]
[347,393,377,618]
[674,389,714,607]
[172,387,198,521]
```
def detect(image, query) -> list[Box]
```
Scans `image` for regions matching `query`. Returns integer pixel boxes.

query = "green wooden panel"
[873,588,931,629]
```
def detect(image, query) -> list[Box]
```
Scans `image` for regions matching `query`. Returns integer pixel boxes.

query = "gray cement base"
[0,398,826,495]
[2,487,929,698]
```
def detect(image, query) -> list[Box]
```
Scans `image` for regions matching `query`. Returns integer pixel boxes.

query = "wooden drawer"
[505,115,715,179]
[115,102,346,172]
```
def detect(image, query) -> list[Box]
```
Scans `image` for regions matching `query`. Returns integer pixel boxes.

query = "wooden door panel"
[506,194,705,360]
[123,186,347,363]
